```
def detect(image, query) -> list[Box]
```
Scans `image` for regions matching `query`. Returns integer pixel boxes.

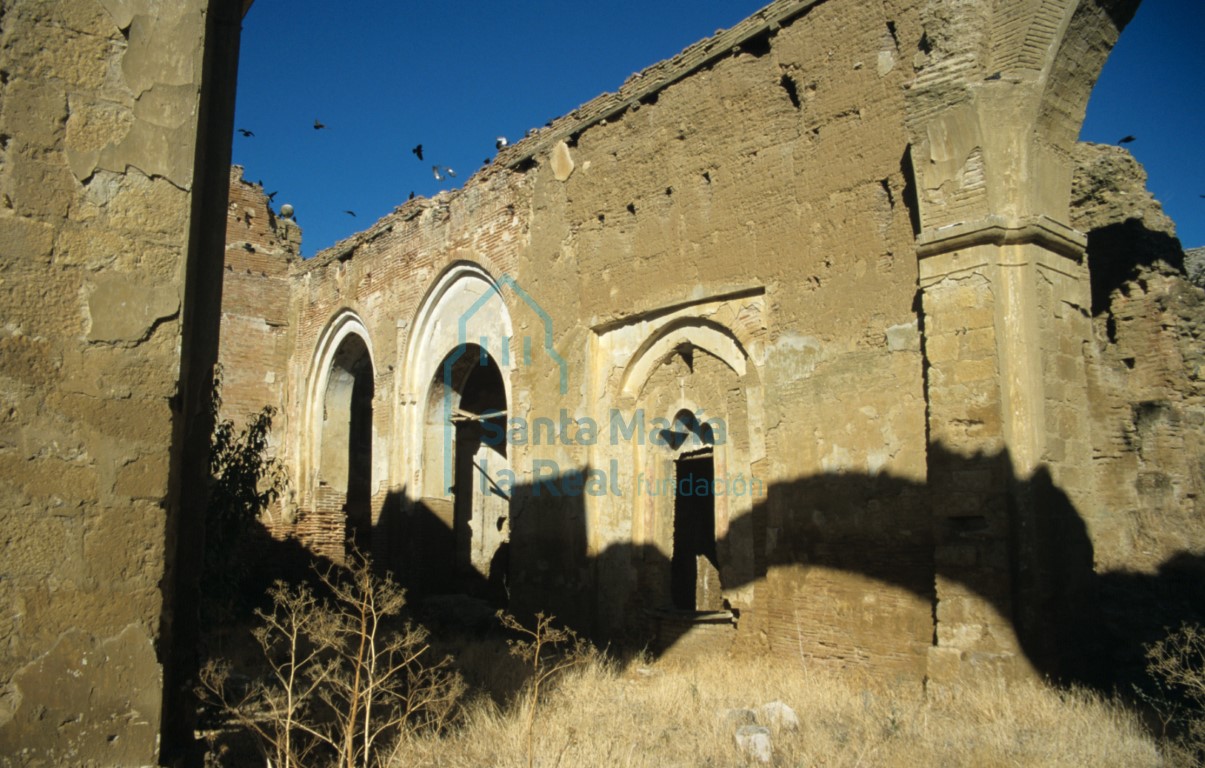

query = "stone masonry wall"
[266,0,937,679]
[1072,143,1205,675]
[1073,144,1204,567]
[1,0,1178,763]
[222,0,1185,692]
[0,1,239,763]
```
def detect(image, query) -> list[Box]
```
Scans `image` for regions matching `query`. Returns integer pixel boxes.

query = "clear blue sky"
[232,0,1204,256]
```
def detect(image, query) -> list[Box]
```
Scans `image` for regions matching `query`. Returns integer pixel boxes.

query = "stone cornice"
[916,215,1087,261]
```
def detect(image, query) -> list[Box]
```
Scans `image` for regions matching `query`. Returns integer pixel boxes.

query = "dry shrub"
[496,612,594,768]
[392,652,1160,768]
[1142,622,1205,766]
[198,556,464,768]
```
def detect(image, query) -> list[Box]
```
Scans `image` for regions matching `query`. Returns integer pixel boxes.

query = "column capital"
[917,215,1087,262]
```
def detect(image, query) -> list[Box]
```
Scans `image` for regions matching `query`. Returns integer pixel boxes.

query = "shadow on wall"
[361,444,1204,694]
[1086,219,1184,317]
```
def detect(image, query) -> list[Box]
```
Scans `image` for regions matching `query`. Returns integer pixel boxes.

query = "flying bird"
[412,144,423,161]
[237,128,254,137]
[265,190,277,201]
[344,210,356,217]
[496,136,508,149]
[1118,135,1135,144]
[432,165,456,181]
[314,119,326,130]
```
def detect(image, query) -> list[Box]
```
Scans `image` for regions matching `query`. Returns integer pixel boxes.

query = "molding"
[591,284,765,335]
[917,215,1087,261]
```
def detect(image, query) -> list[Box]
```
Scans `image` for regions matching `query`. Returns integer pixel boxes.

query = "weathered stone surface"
[734,724,773,763]
[86,272,179,342]
[550,140,575,182]
[0,0,226,762]
[758,700,800,731]
[0,626,161,764]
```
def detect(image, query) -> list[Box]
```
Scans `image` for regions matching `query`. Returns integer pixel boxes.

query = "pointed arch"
[300,309,377,557]
[400,262,515,503]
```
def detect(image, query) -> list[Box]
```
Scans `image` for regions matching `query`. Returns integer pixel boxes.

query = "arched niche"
[303,310,376,556]
[400,263,514,596]
[612,317,764,616]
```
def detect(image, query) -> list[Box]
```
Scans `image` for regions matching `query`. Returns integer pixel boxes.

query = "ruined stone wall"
[510,0,933,675]
[281,171,529,569]
[2,0,1180,762]
[1074,143,1205,571]
[0,0,240,763]
[267,0,937,678]
[219,166,297,434]
[226,0,1175,690]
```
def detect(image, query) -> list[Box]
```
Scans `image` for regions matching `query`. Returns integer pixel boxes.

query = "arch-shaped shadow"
[375,444,1204,695]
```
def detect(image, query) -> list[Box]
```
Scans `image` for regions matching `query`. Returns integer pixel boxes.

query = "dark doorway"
[449,348,508,590]
[671,450,717,610]
[321,334,374,557]
[344,353,374,554]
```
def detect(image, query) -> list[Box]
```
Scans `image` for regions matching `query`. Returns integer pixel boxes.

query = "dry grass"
[393,649,1162,768]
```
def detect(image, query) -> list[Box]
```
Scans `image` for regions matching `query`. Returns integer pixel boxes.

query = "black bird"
[984,71,1001,81]
[483,158,490,166]
[412,144,423,161]
[344,210,356,217]
[314,119,326,130]
[1118,135,1136,144]
[266,191,277,202]
[408,191,415,200]
[237,128,254,137]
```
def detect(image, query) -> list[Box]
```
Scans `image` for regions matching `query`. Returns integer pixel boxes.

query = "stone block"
[7,155,74,219]
[0,216,55,268]
[0,453,98,505]
[86,272,179,342]
[0,79,67,151]
[0,626,161,764]
[734,725,772,763]
[114,452,170,499]
[83,504,164,583]
[885,321,919,352]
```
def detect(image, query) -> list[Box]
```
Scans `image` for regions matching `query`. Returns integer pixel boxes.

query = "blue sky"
[232,1,1204,256]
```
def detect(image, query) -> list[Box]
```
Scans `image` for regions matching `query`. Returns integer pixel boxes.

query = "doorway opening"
[451,350,508,585]
[671,449,718,610]
[320,333,374,556]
